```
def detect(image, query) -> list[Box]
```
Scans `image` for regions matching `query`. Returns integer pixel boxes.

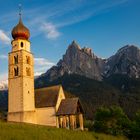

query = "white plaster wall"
[36,107,56,126]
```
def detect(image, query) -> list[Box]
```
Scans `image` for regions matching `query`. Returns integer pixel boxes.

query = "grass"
[0,121,128,140]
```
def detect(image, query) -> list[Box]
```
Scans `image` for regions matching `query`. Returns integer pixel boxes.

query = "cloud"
[40,22,60,39]
[0,54,8,60]
[55,0,130,28]
[0,58,55,83]
[34,57,55,66]
[34,57,55,75]
[34,72,44,77]
[0,0,129,41]
[0,30,10,45]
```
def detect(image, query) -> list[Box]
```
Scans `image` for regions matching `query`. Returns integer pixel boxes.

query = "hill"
[1,73,139,120]
[0,121,128,140]
[35,74,140,119]
[0,90,7,111]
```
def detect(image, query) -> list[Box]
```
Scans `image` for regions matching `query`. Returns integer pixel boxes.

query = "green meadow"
[0,121,128,140]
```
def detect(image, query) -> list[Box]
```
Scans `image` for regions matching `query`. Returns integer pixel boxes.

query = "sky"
[0,0,140,82]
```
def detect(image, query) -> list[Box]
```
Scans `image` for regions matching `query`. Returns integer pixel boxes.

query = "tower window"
[14,67,19,76]
[26,67,31,76]
[14,55,18,64]
[26,56,30,64]
[21,42,24,48]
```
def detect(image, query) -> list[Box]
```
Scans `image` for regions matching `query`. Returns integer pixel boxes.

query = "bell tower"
[8,8,36,123]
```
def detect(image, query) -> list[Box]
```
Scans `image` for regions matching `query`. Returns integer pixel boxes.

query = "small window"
[14,55,18,64]
[26,67,31,76]
[26,56,30,64]
[21,42,24,48]
[14,67,19,76]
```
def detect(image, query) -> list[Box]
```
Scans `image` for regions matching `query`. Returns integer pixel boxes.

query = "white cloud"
[0,0,129,41]
[0,58,54,83]
[0,73,8,90]
[0,30,10,45]
[34,72,43,77]
[0,54,8,60]
[40,22,60,39]
[34,57,55,76]
[34,57,55,66]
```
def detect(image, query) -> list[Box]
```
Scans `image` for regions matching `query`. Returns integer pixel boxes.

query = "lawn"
[0,121,128,140]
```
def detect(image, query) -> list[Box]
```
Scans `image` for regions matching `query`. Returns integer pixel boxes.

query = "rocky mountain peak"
[42,41,105,81]
[104,45,140,78]
[37,41,140,82]
[116,45,140,57]
[68,40,81,50]
[117,44,139,52]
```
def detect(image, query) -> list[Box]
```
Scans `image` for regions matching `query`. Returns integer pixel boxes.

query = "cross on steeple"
[18,4,22,18]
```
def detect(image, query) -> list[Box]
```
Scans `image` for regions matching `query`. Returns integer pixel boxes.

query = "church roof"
[12,17,30,40]
[35,85,61,108]
[56,98,84,115]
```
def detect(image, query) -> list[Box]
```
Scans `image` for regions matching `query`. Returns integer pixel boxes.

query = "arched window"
[26,67,31,76]
[14,67,19,76]
[14,55,18,64]
[26,56,30,64]
[21,42,24,48]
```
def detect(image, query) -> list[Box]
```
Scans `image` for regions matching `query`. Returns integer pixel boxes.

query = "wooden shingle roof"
[56,98,84,116]
[35,85,61,108]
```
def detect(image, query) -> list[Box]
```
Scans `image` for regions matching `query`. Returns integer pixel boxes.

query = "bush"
[93,106,130,135]
[84,120,94,130]
[128,111,140,140]
[0,111,7,121]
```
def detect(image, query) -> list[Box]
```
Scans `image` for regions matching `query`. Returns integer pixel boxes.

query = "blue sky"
[0,0,140,82]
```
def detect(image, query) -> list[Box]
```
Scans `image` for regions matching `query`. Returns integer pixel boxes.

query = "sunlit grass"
[0,121,128,140]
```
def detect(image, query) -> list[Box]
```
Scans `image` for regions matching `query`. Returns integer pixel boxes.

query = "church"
[7,13,84,130]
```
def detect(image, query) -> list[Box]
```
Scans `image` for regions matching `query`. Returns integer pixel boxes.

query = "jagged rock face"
[42,41,105,81]
[104,45,140,78]
[39,43,140,82]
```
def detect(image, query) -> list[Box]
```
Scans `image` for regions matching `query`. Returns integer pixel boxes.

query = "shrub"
[93,106,130,135]
[84,120,94,130]
[128,111,140,140]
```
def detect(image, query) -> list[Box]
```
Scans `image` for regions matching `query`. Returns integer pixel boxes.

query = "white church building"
[7,12,84,130]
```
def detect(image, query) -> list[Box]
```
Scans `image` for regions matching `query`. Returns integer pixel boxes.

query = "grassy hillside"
[0,121,127,140]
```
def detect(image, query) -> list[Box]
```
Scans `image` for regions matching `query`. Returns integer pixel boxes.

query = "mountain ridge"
[104,44,140,78]
[38,41,140,83]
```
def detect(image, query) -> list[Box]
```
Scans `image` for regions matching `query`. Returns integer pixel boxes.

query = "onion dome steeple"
[11,5,30,40]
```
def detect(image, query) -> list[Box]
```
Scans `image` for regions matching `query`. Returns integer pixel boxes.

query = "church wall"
[8,111,36,124]
[8,32,35,123]
[55,86,65,112]
[8,78,23,112]
[22,111,36,123]
[23,77,35,111]
[12,39,30,52]
[8,49,35,113]
[36,107,56,126]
